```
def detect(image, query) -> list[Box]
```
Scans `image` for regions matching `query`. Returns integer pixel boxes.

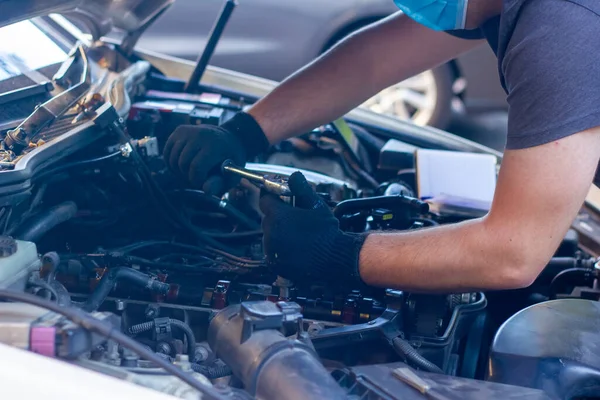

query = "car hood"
[0,0,174,38]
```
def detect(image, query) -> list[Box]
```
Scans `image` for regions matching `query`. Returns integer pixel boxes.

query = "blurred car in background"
[139,0,507,129]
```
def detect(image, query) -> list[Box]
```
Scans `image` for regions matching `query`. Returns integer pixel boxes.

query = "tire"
[361,63,455,130]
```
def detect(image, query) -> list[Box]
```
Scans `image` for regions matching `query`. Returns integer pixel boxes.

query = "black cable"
[83,267,171,312]
[0,289,226,400]
[174,189,260,231]
[128,319,197,363]
[191,363,232,379]
[201,230,263,239]
[392,336,443,374]
[110,124,240,254]
[33,151,122,182]
[59,252,245,273]
[170,317,197,362]
[549,268,596,299]
[108,241,265,266]
[207,246,266,265]
[536,256,596,285]
[153,253,216,264]
[348,123,386,152]
[120,254,246,271]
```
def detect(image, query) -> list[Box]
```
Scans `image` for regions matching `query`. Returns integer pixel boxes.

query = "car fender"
[310,0,399,56]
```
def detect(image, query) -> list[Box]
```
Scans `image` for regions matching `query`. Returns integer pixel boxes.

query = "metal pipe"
[208,303,346,400]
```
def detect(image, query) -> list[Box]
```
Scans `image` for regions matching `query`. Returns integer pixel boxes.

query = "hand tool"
[221,159,292,197]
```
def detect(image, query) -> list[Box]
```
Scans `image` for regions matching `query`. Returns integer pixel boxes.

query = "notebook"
[415,149,498,217]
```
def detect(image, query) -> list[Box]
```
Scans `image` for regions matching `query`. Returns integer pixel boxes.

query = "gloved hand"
[259,171,368,284]
[163,112,270,194]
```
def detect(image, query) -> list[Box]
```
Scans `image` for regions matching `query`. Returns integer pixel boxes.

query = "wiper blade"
[3,44,91,153]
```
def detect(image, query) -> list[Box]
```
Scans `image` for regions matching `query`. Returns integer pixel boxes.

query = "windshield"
[0,20,68,88]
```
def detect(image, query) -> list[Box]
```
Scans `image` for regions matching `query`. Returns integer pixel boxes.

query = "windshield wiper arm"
[4,43,91,153]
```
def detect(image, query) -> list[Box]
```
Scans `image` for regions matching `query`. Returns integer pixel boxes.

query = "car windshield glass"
[0,20,68,90]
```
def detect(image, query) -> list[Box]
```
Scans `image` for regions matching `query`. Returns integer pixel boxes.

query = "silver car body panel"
[139,0,507,111]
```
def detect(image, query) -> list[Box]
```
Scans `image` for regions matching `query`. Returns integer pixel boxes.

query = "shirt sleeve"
[503,0,600,150]
[445,28,485,40]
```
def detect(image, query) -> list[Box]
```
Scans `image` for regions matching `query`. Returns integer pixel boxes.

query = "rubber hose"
[170,319,197,363]
[176,189,259,231]
[392,336,444,374]
[348,123,386,152]
[549,268,595,299]
[128,319,196,362]
[83,267,170,312]
[191,363,232,379]
[14,201,77,242]
[49,280,73,308]
[536,257,595,285]
[29,278,59,301]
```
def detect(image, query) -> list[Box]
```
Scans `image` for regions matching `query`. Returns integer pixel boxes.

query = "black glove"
[259,171,368,285]
[163,112,269,194]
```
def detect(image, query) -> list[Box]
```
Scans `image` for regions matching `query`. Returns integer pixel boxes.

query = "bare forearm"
[248,13,483,144]
[358,218,534,293]
[358,130,600,293]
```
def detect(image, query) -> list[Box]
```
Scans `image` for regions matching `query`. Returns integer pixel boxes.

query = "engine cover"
[487,299,600,399]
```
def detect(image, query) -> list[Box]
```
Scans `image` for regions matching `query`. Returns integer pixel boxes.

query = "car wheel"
[361,64,454,129]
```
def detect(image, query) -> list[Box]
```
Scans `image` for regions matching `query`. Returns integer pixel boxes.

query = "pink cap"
[30,326,56,357]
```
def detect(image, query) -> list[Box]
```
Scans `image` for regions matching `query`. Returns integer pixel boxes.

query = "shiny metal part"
[4,44,91,153]
[246,162,357,203]
[222,160,292,196]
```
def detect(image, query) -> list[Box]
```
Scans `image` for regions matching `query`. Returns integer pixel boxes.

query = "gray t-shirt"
[449,0,600,180]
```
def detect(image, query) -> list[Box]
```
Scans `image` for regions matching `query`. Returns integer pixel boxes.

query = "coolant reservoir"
[0,237,40,290]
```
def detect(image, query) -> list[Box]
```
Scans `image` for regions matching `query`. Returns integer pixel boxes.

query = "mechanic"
[164,0,600,292]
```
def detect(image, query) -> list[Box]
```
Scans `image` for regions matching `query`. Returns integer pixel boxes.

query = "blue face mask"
[393,0,469,31]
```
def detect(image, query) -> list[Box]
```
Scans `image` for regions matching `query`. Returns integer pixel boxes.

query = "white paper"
[416,149,497,204]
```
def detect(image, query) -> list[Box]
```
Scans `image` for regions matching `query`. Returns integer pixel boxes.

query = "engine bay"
[1,27,600,400]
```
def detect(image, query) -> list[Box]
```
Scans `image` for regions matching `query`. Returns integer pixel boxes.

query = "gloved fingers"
[167,139,187,174]
[259,191,290,217]
[202,175,224,196]
[188,149,217,189]
[288,171,327,210]
[162,134,176,163]
[177,140,206,178]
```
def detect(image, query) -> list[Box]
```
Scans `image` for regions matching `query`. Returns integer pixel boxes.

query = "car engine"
[1,40,600,400]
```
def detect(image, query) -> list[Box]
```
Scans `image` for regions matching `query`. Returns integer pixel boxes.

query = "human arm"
[358,0,600,291]
[358,129,600,292]
[259,132,600,292]
[163,11,483,191]
[259,0,600,292]
[248,11,483,144]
